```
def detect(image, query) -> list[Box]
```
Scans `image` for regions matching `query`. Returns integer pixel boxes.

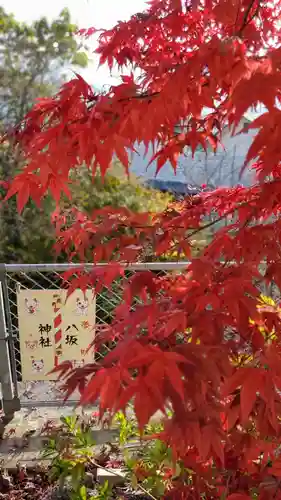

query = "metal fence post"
[0,265,20,431]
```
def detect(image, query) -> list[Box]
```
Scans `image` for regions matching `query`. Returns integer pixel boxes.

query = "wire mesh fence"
[4,263,187,407]
[4,262,278,408]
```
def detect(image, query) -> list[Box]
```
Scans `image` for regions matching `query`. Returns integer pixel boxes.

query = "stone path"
[0,379,163,470]
[0,405,104,470]
[17,380,80,405]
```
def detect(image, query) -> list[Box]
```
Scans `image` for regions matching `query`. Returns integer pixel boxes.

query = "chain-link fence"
[3,263,187,408]
[3,261,278,411]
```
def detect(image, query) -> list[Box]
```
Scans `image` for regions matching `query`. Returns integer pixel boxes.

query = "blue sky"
[2,0,147,87]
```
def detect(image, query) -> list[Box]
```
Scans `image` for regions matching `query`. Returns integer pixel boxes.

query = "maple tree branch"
[163,189,265,257]
[118,91,160,103]
[188,211,234,239]
[237,0,260,37]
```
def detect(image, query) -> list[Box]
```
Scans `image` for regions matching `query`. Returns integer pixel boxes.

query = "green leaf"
[75,427,96,447]
[78,485,87,500]
[72,51,89,67]
[61,415,78,432]
[71,463,85,490]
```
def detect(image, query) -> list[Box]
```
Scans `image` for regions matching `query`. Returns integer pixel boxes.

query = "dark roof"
[145,179,201,195]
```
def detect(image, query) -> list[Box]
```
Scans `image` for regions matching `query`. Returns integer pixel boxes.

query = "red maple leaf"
[7,0,281,497]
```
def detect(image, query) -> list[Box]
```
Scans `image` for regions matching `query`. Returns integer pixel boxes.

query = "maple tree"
[5,0,281,497]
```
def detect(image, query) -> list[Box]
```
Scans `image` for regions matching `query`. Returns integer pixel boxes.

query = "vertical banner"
[17,289,96,381]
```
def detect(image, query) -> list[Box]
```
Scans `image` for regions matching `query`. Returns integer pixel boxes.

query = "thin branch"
[237,0,260,37]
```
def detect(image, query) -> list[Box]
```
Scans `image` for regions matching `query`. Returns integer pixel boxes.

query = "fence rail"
[4,262,190,272]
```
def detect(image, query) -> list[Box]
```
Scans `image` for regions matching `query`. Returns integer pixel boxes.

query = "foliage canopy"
[7,0,281,498]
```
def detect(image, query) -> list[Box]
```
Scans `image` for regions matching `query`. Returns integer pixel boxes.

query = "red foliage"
[7,0,281,497]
